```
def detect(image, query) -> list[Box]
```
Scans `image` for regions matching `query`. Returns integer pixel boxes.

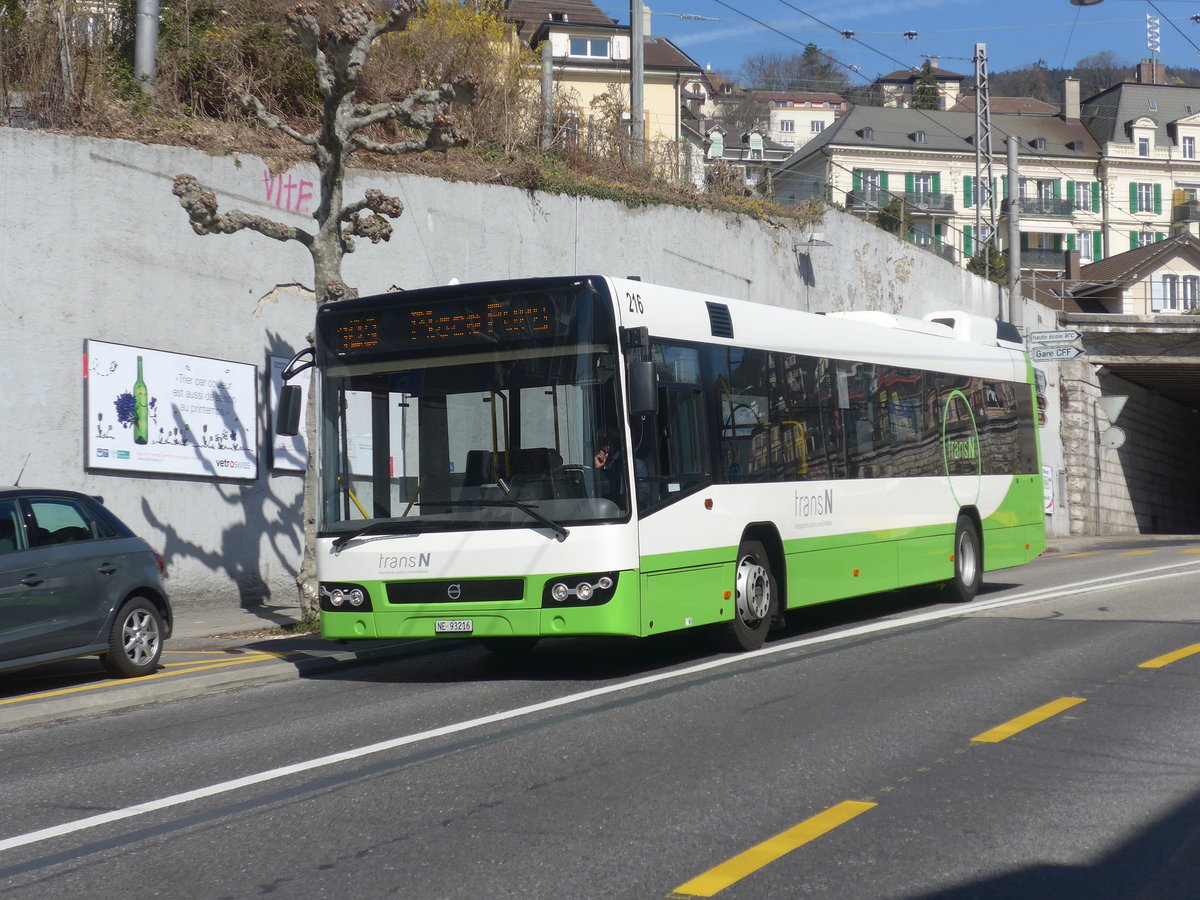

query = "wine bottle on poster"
[133,356,149,445]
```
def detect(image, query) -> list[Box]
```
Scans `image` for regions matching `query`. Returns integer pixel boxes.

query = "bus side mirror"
[627,361,658,416]
[277,384,303,437]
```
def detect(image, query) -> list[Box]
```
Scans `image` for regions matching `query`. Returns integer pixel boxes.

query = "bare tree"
[171,0,476,612]
[173,0,475,305]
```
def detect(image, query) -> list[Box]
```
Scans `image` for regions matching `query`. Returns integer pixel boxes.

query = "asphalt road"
[1,539,1199,898]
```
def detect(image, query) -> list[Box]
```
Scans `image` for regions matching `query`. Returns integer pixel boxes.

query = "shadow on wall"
[140,330,305,613]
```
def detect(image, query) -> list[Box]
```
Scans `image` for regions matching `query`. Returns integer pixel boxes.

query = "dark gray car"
[0,488,172,677]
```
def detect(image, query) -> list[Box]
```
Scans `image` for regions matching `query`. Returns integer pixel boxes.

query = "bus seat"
[509,448,562,477]
[463,450,494,486]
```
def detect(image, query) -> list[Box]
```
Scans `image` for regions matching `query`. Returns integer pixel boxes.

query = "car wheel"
[103,596,165,677]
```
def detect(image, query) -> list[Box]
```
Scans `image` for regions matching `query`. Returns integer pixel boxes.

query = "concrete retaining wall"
[0,127,1052,609]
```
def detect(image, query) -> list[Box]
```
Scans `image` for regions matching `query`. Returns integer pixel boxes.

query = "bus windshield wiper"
[438,498,570,542]
[330,520,422,552]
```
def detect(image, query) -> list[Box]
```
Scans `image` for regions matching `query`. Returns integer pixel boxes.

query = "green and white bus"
[280,275,1044,652]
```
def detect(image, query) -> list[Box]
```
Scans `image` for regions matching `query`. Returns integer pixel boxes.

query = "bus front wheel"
[943,515,982,603]
[715,540,775,652]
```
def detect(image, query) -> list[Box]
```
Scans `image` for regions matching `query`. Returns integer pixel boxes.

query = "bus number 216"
[626,292,644,314]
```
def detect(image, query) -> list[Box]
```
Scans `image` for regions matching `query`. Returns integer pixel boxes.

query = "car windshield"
[315,282,630,536]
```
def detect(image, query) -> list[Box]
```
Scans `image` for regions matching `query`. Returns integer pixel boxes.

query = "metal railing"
[1021,249,1066,271]
[1173,199,1200,223]
[846,189,955,215]
[1015,197,1074,218]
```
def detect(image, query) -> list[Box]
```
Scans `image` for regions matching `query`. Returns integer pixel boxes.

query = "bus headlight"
[319,583,373,613]
[541,573,619,608]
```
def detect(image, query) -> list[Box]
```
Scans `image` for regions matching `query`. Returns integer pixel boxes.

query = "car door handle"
[21,575,44,586]
[97,564,117,576]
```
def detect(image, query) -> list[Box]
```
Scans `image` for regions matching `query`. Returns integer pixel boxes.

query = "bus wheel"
[716,540,775,652]
[480,636,539,655]
[943,515,982,603]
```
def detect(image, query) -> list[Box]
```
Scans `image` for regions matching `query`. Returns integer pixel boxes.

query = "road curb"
[2,640,423,733]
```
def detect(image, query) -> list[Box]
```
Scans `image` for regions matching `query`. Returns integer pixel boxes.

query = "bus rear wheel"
[715,540,775,652]
[943,515,982,603]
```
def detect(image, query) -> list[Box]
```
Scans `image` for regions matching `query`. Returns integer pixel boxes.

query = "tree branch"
[172,174,314,248]
[235,92,319,146]
[346,77,476,134]
[338,189,404,249]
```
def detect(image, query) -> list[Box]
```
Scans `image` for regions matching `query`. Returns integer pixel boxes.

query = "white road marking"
[3,560,1198,855]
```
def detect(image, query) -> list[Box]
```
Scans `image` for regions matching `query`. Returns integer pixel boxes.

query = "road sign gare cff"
[1030,346,1083,361]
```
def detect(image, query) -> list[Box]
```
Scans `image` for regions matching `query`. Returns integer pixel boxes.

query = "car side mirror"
[627,361,658,416]
[277,383,303,437]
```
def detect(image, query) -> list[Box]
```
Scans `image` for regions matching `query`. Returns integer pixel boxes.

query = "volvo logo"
[447,583,462,600]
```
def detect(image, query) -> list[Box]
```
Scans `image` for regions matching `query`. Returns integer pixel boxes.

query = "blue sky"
[595,0,1200,85]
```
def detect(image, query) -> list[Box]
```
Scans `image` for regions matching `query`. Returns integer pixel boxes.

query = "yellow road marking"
[1120,549,1159,556]
[1059,552,1097,558]
[1140,644,1200,669]
[671,801,876,898]
[1182,549,1200,555]
[972,697,1086,743]
[0,654,275,707]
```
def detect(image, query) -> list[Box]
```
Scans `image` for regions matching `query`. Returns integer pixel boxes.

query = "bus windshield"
[314,281,630,536]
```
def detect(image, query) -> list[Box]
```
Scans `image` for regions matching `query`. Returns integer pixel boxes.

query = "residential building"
[772,101,1102,267]
[1079,65,1200,255]
[1064,233,1200,315]
[746,91,850,151]
[874,59,966,110]
[505,0,701,144]
[772,61,1200,305]
[700,122,791,190]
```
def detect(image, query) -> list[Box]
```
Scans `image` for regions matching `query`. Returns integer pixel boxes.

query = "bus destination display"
[407,300,554,344]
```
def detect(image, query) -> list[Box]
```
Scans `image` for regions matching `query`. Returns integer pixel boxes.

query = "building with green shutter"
[772,60,1200,295]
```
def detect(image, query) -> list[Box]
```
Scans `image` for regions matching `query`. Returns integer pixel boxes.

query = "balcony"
[1014,197,1074,219]
[903,192,956,215]
[846,190,956,215]
[1173,199,1200,223]
[1021,249,1066,271]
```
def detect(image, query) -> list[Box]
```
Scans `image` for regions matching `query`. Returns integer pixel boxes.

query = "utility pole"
[134,0,159,88]
[1007,137,1023,329]
[973,44,997,274]
[630,0,645,164]
[541,41,554,150]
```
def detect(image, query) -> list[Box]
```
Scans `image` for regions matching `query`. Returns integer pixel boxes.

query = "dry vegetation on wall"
[0,0,822,225]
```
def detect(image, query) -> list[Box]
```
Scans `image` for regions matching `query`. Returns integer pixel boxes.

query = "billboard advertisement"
[85,340,258,480]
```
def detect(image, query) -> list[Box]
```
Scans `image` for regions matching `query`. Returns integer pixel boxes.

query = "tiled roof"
[949,96,1060,116]
[503,0,700,72]
[777,104,1100,168]
[745,91,848,106]
[876,66,967,85]
[1081,81,1200,148]
[1077,233,1200,285]
[505,0,614,41]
